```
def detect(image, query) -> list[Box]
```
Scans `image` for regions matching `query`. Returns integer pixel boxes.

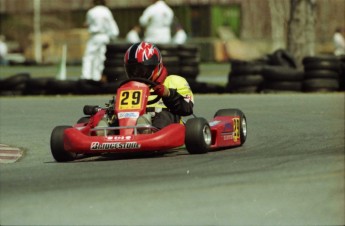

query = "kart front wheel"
[214,109,247,145]
[50,126,77,162]
[185,118,212,154]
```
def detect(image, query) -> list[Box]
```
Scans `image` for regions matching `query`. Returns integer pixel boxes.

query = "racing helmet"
[124,42,163,82]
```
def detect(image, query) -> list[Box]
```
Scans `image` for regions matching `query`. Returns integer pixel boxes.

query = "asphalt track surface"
[0,93,344,226]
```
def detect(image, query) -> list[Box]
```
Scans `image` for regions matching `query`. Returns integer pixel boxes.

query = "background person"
[126,25,141,44]
[81,0,119,81]
[124,42,194,129]
[139,0,174,44]
[333,27,345,56]
[0,35,8,65]
[172,24,187,45]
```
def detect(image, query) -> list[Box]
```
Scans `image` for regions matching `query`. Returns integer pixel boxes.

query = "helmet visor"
[125,63,156,79]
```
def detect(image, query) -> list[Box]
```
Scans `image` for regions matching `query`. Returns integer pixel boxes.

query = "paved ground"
[0,93,344,225]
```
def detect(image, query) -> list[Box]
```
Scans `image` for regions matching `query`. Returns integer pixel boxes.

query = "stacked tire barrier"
[0,43,226,96]
[226,59,265,93]
[226,49,304,93]
[0,72,31,96]
[103,43,200,82]
[302,55,343,92]
[103,43,224,93]
[261,65,304,93]
[178,45,200,80]
[103,43,131,83]
[0,72,225,96]
[0,73,122,96]
[157,44,180,75]
[226,49,345,93]
[261,49,304,93]
[340,55,345,91]
[2,48,344,96]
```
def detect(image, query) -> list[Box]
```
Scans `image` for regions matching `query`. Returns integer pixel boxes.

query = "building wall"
[0,0,344,61]
[1,0,343,38]
[0,0,248,11]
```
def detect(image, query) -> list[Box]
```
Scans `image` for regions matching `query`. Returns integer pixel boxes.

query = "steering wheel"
[118,78,161,105]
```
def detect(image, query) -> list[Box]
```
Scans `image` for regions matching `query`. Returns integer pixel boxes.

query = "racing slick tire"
[77,117,90,124]
[50,126,77,162]
[185,118,212,154]
[214,109,247,145]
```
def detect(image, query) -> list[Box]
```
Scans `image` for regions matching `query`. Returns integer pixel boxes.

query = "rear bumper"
[64,124,185,154]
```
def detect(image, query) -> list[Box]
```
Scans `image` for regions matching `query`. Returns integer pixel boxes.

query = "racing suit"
[139,0,174,44]
[147,75,194,129]
[333,31,345,56]
[81,5,119,81]
[172,28,187,45]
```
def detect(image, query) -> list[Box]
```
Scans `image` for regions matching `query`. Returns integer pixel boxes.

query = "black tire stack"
[104,43,201,82]
[261,49,304,93]
[302,55,342,92]
[0,43,204,96]
[0,72,123,96]
[225,59,265,93]
[46,79,79,95]
[340,55,345,91]
[177,44,221,93]
[225,49,304,93]
[0,72,30,96]
[103,43,131,83]
[156,44,180,76]
[103,43,213,93]
[261,66,304,93]
[23,77,55,95]
[178,45,200,81]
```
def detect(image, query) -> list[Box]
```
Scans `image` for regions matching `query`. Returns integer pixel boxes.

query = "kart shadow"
[73,146,243,162]
[46,147,243,163]
[74,149,189,162]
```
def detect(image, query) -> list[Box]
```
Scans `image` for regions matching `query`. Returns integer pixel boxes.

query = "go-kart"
[50,78,247,162]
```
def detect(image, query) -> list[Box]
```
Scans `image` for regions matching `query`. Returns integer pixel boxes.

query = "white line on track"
[0,144,24,163]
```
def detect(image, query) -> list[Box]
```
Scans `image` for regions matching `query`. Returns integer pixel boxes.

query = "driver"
[124,41,194,129]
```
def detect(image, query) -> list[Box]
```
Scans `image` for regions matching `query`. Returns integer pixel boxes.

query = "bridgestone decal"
[90,142,140,150]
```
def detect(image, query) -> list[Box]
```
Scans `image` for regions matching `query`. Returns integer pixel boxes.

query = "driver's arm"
[162,89,193,116]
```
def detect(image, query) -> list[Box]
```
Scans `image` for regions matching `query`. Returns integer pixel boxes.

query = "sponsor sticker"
[118,112,139,119]
[106,136,132,141]
[209,120,221,126]
[223,134,233,140]
[223,122,233,132]
[90,142,141,150]
[232,118,240,142]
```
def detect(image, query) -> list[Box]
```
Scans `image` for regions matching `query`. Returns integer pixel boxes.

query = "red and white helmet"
[124,42,163,82]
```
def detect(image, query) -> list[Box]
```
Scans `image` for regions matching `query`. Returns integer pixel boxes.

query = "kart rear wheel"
[185,118,212,154]
[77,116,90,124]
[50,126,77,162]
[214,109,247,145]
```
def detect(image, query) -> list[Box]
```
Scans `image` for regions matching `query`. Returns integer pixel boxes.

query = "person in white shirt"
[333,27,345,56]
[0,35,8,65]
[139,0,174,44]
[81,0,119,81]
[126,25,141,44]
[172,24,187,45]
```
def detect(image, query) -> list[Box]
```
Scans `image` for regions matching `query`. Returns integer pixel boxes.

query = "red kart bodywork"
[64,124,185,154]
[60,81,243,155]
[208,116,242,148]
